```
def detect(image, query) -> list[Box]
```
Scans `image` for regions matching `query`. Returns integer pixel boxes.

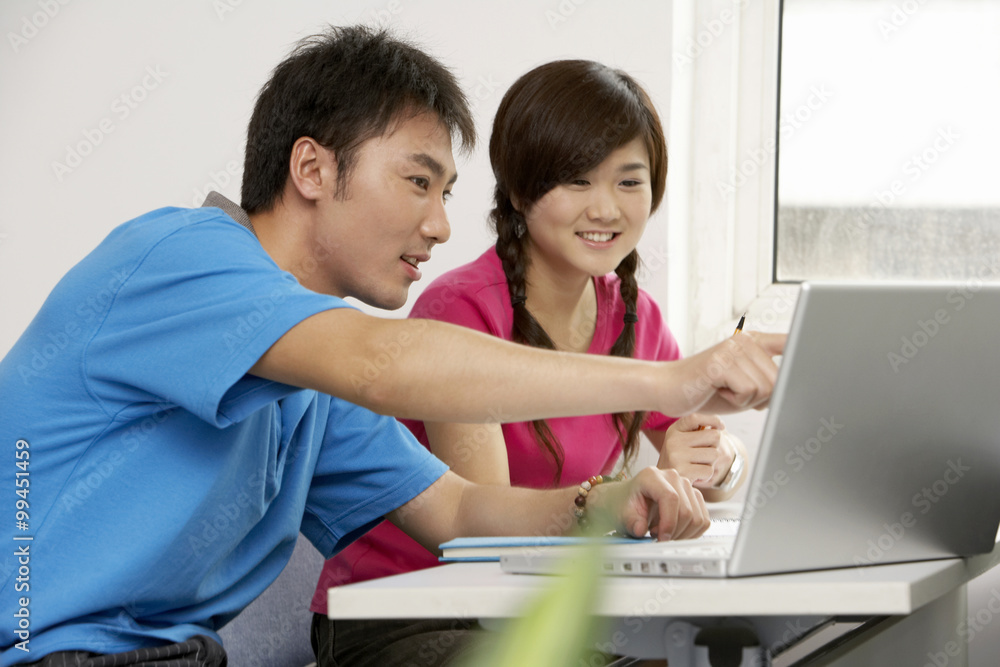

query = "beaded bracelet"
[573,475,603,529]
[573,472,629,528]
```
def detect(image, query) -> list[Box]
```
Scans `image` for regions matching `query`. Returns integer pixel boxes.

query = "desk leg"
[804,585,968,667]
[662,620,770,666]
[602,616,828,664]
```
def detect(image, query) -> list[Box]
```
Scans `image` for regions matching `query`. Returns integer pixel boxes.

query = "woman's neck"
[523,256,598,354]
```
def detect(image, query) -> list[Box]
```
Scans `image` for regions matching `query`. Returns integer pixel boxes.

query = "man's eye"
[443,191,453,203]
[411,177,429,189]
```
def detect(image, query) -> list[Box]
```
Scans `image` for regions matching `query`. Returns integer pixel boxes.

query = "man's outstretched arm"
[249,308,785,423]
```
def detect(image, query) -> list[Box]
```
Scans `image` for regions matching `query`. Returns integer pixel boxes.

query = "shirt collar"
[201,191,255,236]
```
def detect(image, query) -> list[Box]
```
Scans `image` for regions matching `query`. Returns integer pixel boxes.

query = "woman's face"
[523,137,653,282]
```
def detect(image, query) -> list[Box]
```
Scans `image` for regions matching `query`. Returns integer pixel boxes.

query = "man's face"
[310,112,457,310]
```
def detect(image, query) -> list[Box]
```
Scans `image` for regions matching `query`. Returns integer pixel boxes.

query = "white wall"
[0,0,673,355]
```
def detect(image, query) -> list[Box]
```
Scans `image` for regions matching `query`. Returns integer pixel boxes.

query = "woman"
[310,59,748,667]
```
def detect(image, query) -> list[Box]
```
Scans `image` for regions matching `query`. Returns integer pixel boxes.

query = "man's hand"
[661,331,786,416]
[589,467,710,541]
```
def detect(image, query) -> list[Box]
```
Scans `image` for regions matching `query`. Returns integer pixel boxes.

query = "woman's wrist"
[712,433,745,492]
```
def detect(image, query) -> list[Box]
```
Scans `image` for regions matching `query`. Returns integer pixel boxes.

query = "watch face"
[715,447,744,492]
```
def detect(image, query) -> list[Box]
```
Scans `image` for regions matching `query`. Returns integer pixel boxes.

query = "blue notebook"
[438,535,650,562]
[438,512,742,562]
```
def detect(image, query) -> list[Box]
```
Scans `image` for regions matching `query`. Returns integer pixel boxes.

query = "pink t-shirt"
[311,248,681,613]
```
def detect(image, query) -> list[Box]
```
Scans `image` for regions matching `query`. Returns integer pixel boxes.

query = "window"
[671,0,1000,353]
[776,0,1000,282]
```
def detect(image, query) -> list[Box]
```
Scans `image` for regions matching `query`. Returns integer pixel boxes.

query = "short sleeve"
[408,271,510,338]
[85,210,351,426]
[302,397,449,558]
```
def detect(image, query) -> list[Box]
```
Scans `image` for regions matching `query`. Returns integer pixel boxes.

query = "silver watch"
[713,446,744,492]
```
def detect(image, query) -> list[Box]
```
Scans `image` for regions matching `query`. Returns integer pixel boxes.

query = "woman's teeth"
[578,232,614,242]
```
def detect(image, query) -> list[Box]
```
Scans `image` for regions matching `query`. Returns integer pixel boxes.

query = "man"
[0,25,782,665]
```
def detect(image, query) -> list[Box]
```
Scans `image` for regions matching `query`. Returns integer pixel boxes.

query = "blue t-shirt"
[0,206,448,663]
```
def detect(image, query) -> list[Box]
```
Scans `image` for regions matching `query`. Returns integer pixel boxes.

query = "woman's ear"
[510,194,525,215]
[287,137,335,201]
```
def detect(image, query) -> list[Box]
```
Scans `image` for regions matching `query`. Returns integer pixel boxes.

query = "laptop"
[502,282,1000,578]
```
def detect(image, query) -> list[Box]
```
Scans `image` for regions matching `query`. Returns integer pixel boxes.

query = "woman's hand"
[657,414,733,486]
[652,414,748,502]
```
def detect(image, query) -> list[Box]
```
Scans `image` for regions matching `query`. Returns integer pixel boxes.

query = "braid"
[610,250,639,357]
[493,196,565,484]
[610,250,646,466]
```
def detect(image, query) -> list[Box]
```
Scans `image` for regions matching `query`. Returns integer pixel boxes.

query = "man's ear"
[288,137,335,201]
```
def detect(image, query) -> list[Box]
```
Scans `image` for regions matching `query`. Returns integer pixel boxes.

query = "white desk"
[328,539,1000,665]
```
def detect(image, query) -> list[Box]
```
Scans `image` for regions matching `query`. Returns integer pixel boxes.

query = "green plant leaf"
[456,541,608,667]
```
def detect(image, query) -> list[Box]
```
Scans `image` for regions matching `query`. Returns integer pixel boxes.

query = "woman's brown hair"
[488,60,668,484]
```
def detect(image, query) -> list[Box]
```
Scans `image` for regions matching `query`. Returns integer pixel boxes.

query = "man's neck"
[247,201,327,293]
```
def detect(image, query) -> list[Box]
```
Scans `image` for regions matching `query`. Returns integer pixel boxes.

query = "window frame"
[666,0,787,353]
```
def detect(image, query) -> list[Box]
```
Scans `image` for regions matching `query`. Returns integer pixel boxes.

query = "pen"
[734,312,746,335]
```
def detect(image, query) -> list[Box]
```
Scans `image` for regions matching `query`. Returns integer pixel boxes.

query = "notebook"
[440,535,644,563]
[502,282,1000,578]
[440,506,741,562]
